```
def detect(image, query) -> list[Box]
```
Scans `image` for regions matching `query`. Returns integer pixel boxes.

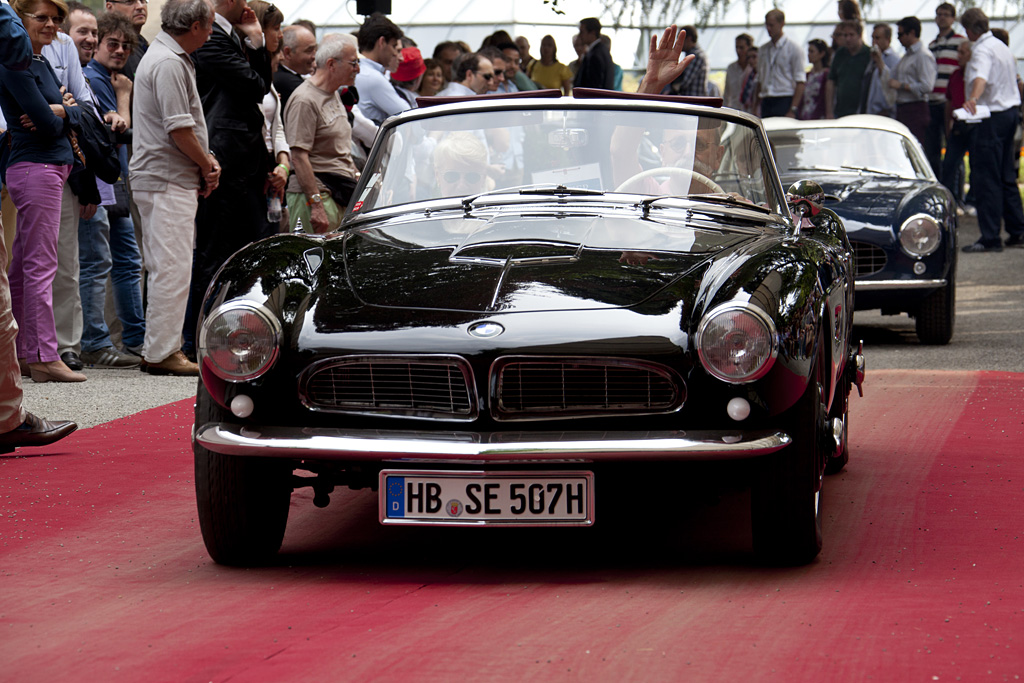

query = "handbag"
[106,175,131,219]
[73,106,121,185]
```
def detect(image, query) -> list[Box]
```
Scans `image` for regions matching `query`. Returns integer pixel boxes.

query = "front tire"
[915,274,955,345]
[194,384,292,566]
[751,336,827,565]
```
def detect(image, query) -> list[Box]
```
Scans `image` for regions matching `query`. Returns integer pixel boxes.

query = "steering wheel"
[616,166,725,194]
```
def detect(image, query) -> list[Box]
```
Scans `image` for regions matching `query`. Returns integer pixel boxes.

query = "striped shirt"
[928,29,965,103]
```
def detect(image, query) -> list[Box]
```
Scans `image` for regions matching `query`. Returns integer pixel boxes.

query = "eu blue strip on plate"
[386,476,405,517]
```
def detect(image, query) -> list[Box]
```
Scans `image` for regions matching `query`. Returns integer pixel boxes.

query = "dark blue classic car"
[192,93,863,566]
[765,115,957,344]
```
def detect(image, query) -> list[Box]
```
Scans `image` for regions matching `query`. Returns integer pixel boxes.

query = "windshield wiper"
[785,165,843,173]
[519,184,604,197]
[840,164,900,177]
[640,193,771,215]
[462,183,604,210]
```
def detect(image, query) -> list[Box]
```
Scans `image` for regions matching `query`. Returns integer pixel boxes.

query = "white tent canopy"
[275,0,1024,72]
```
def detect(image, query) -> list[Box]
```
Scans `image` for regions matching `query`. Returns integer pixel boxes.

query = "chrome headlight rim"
[696,301,779,384]
[898,212,942,258]
[198,300,282,383]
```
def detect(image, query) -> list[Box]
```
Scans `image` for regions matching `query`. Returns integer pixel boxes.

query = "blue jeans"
[78,206,146,352]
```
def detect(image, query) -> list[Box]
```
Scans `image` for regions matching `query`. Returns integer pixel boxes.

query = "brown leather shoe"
[29,360,87,383]
[140,350,199,376]
[0,412,77,454]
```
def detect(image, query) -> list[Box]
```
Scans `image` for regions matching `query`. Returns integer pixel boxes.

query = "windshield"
[767,127,929,180]
[350,106,785,215]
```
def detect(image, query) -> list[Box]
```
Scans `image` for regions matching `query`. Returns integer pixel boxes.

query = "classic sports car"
[192,91,864,567]
[764,115,958,344]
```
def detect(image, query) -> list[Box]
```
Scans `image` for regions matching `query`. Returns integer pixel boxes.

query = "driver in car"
[611,26,732,197]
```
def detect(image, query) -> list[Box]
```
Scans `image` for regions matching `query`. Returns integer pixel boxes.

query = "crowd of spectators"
[0,4,636,392]
[1,0,1022,394]
[724,2,1024,252]
[0,1,1020,448]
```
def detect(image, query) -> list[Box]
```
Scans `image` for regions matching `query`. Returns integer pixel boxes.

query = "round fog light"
[231,394,254,418]
[727,397,751,421]
[913,261,926,275]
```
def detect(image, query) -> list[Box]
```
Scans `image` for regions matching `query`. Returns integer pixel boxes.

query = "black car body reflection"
[192,94,862,567]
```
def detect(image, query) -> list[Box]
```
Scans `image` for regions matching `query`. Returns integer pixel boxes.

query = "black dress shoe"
[0,412,77,454]
[961,241,1003,253]
[1005,234,1024,247]
[60,351,84,371]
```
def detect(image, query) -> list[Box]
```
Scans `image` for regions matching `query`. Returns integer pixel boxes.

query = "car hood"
[340,211,759,313]
[780,172,922,222]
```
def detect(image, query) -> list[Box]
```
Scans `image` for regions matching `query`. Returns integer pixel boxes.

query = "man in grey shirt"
[879,16,937,145]
[128,0,220,376]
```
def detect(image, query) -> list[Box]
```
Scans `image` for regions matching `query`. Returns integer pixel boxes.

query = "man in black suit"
[573,17,614,90]
[275,24,316,113]
[184,0,272,357]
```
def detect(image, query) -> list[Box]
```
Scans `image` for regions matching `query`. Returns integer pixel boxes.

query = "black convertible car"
[765,115,958,344]
[193,91,863,566]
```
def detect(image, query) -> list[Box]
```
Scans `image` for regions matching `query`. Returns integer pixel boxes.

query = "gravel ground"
[21,214,1023,429]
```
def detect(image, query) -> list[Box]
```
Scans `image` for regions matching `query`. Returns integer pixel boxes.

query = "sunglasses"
[25,13,63,24]
[442,171,483,184]
[479,72,494,81]
[103,38,132,51]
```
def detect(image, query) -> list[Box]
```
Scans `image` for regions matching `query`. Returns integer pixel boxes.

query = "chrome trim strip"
[855,279,946,291]
[194,424,791,461]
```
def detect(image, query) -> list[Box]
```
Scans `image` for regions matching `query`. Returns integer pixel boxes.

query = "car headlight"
[899,213,942,257]
[696,303,778,383]
[199,301,281,382]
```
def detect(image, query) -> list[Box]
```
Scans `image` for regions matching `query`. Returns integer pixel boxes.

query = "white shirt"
[437,81,476,97]
[261,85,288,157]
[966,31,1022,113]
[758,34,806,97]
[354,56,410,126]
[42,33,95,111]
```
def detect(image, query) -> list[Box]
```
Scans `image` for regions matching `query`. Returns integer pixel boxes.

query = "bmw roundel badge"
[468,321,504,338]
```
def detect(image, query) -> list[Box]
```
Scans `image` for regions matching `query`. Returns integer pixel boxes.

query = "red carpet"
[1,370,1021,681]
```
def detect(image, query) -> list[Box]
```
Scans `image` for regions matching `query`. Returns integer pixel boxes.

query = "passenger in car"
[433,132,491,199]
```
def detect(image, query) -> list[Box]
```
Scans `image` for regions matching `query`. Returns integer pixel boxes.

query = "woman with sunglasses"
[0,0,86,382]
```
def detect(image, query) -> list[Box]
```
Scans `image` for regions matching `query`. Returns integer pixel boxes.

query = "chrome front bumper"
[855,278,946,291]
[194,424,791,463]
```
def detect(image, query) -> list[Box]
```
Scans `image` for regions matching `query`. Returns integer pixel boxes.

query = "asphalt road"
[22,214,1024,429]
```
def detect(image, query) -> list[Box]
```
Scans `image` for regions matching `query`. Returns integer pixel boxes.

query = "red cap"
[393,47,426,81]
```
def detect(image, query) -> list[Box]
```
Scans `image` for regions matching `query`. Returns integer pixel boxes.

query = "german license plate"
[379,470,594,526]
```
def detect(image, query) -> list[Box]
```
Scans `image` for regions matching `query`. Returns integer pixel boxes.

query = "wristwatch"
[790,105,798,113]
[306,193,322,206]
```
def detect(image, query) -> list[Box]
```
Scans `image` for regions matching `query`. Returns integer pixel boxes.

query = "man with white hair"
[283,33,361,234]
